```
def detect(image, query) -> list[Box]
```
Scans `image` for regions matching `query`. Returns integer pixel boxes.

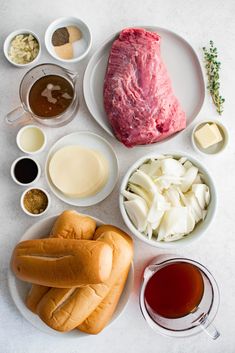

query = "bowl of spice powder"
[45,17,92,62]
[21,187,50,217]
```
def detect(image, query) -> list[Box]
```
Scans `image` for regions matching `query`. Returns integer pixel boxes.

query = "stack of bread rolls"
[11,210,133,334]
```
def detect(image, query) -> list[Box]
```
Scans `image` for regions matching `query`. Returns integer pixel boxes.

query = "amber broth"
[28,75,74,118]
[144,262,204,319]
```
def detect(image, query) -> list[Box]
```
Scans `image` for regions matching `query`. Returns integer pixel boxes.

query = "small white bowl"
[192,120,229,156]
[20,187,51,217]
[16,125,46,155]
[3,29,41,68]
[11,156,41,186]
[119,152,217,249]
[45,17,92,63]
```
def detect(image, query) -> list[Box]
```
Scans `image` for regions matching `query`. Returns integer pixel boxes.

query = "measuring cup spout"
[143,265,157,280]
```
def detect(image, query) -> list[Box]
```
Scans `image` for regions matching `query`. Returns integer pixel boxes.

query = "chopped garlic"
[8,33,39,64]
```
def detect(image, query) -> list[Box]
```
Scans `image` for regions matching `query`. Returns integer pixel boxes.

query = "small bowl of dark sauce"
[11,156,41,186]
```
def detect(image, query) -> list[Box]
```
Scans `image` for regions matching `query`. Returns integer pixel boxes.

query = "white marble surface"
[0,0,235,352]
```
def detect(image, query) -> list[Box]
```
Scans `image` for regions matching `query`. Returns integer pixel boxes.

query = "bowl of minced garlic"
[21,188,50,217]
[4,29,40,67]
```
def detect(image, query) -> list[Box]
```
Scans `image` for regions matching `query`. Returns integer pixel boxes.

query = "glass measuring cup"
[139,254,220,339]
[5,63,79,127]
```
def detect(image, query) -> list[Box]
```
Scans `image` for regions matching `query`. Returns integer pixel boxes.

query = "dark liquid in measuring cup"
[144,262,204,319]
[28,75,74,118]
[14,158,39,184]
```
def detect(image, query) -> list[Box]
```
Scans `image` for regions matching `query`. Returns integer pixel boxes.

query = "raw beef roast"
[103,28,186,147]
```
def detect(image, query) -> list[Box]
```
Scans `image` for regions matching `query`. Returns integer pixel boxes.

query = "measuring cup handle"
[5,106,32,125]
[191,308,220,340]
[199,313,220,340]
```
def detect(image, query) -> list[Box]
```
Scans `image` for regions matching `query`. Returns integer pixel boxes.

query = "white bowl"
[119,152,217,248]
[20,187,51,217]
[16,125,47,155]
[45,17,92,63]
[10,156,41,186]
[3,29,41,68]
[191,120,229,156]
[8,214,134,336]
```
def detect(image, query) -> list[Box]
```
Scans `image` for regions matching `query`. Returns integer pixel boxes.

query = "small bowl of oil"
[16,125,46,154]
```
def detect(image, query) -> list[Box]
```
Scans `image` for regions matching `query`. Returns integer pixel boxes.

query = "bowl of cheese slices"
[119,153,217,248]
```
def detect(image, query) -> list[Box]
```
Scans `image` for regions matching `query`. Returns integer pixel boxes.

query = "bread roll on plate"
[94,224,132,244]
[78,225,133,334]
[78,267,130,334]
[37,231,133,332]
[51,210,96,240]
[26,210,96,313]
[79,229,133,335]
[26,285,50,313]
[12,238,112,287]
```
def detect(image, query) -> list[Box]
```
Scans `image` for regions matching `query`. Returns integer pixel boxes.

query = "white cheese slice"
[49,145,108,198]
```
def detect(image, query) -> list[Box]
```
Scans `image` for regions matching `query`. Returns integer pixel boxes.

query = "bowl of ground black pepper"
[21,187,50,217]
[45,17,92,63]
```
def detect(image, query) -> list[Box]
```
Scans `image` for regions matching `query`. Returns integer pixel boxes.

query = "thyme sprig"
[203,40,225,115]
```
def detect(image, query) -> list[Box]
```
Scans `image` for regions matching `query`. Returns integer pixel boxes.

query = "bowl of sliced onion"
[119,152,217,248]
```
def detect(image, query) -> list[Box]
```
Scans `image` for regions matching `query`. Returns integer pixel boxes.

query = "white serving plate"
[83,26,205,144]
[45,131,119,206]
[8,214,134,337]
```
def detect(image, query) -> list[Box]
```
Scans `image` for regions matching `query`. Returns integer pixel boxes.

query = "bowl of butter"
[192,120,228,156]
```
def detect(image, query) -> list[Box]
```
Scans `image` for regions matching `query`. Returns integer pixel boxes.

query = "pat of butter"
[194,123,223,149]
[210,123,223,141]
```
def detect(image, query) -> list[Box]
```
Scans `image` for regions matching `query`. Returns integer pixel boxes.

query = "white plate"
[83,26,205,143]
[8,214,134,337]
[45,131,119,206]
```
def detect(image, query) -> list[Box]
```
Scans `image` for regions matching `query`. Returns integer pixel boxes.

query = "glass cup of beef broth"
[6,63,79,127]
[139,254,220,339]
